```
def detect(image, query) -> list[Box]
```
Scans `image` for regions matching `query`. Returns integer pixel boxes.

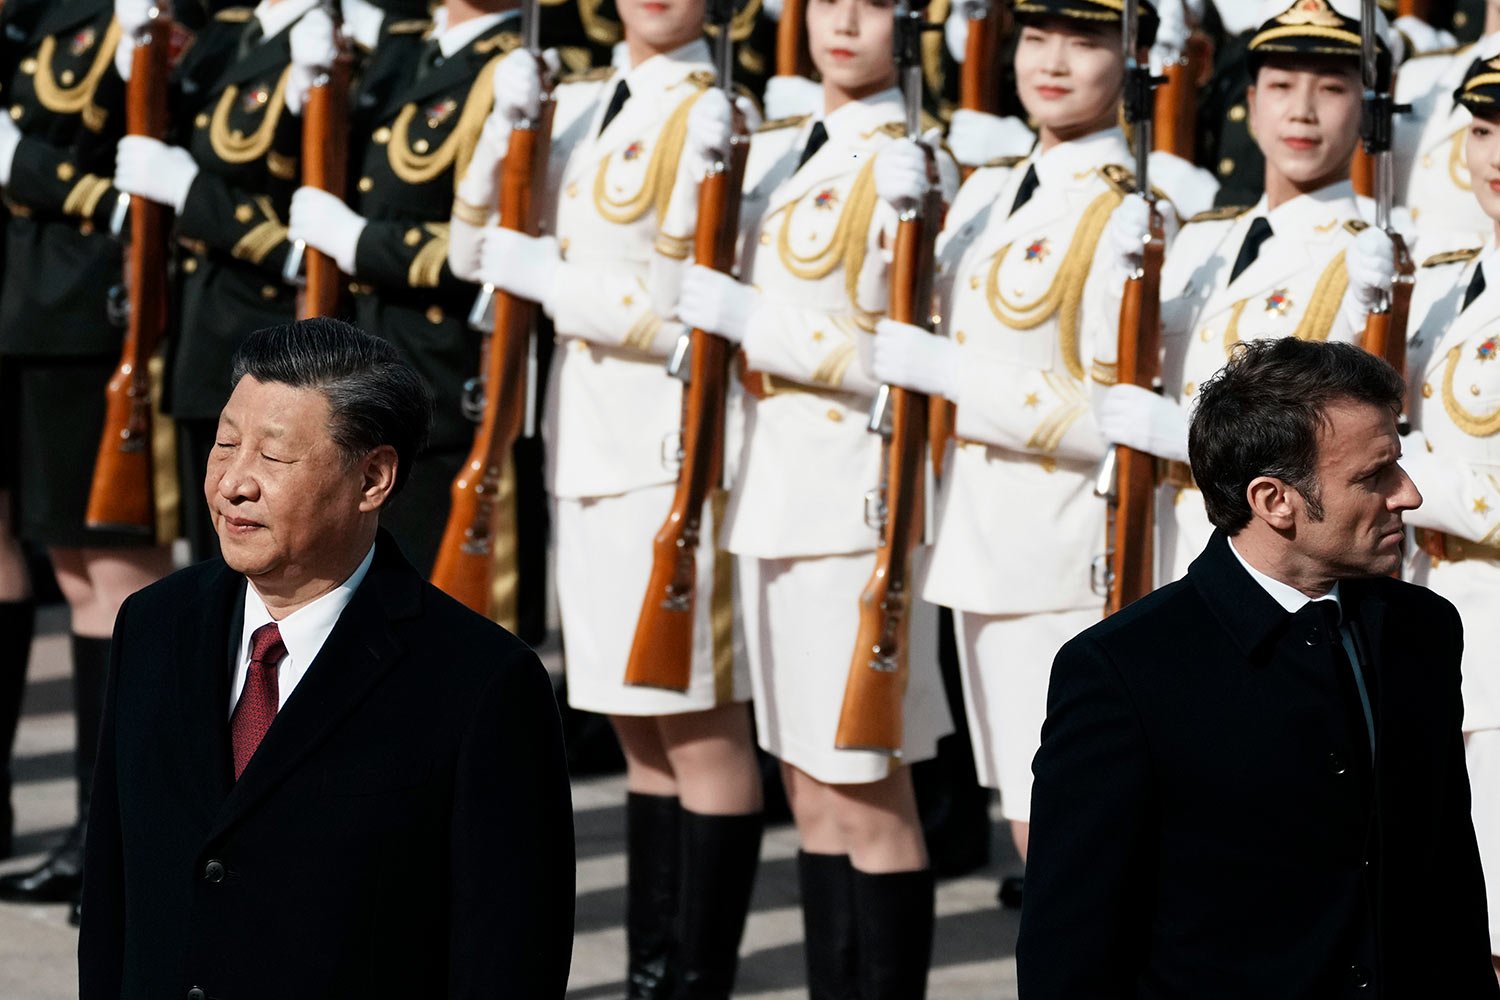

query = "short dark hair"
[230,318,433,498]
[1189,338,1404,533]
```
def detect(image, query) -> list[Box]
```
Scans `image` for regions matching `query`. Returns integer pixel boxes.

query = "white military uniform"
[1156,182,1370,583]
[541,40,749,716]
[1404,240,1500,951]
[1394,40,1495,244]
[719,89,954,783]
[921,127,1144,820]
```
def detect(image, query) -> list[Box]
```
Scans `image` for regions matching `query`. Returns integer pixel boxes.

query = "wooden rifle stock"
[431,97,556,612]
[297,46,351,319]
[1396,0,1431,17]
[835,170,941,753]
[624,119,750,690]
[1361,233,1415,381]
[1105,206,1165,616]
[1152,33,1210,159]
[775,0,813,78]
[85,19,171,534]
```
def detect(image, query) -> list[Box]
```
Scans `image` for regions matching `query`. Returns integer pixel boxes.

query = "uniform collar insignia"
[426,97,458,128]
[1265,289,1293,315]
[70,26,97,56]
[1478,336,1497,362]
[1275,0,1343,28]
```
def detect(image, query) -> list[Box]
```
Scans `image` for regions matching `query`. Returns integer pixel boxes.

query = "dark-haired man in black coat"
[1018,338,1500,998]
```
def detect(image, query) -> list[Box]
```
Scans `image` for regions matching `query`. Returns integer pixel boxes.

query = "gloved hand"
[342,0,385,51]
[1097,383,1190,463]
[1394,15,1457,56]
[289,187,367,274]
[943,0,988,62]
[946,110,1035,169]
[764,75,822,121]
[1148,150,1218,219]
[684,88,734,180]
[678,264,762,343]
[1103,194,1152,279]
[1343,227,1397,327]
[0,112,19,187]
[1150,0,1191,70]
[493,49,544,124]
[762,0,784,21]
[455,114,511,218]
[286,8,339,116]
[112,0,155,81]
[872,318,960,399]
[114,136,199,212]
[874,138,931,214]
[478,226,562,305]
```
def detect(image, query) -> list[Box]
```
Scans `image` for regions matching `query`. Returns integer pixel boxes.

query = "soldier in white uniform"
[1401,54,1500,981]
[1100,0,1400,586]
[449,1,763,994]
[868,0,1168,893]
[665,0,957,991]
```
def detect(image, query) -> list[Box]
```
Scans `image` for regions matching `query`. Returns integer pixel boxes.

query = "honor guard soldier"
[1100,0,1401,585]
[0,0,174,921]
[1401,53,1500,980]
[289,1,521,576]
[669,0,960,988]
[112,0,335,561]
[456,0,766,994]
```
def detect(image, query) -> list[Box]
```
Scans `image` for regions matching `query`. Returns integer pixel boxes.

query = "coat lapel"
[211,23,294,95]
[1424,268,1496,379]
[35,0,110,40]
[174,562,241,821]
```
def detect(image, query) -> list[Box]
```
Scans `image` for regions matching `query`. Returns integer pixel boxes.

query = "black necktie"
[1229,216,1273,283]
[414,40,443,83]
[599,80,630,135]
[1463,263,1486,313]
[796,121,828,171]
[1300,600,1376,761]
[238,18,264,60]
[1008,164,1039,217]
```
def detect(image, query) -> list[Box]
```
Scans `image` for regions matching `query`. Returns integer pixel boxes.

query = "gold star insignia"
[1024,392,1040,408]
[812,330,825,342]
[1476,498,1492,516]
[622,295,634,307]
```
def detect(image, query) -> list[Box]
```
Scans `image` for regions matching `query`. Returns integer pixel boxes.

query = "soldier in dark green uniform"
[0,0,174,921]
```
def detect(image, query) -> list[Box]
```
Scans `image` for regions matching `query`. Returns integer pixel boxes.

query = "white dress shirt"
[229,544,376,717]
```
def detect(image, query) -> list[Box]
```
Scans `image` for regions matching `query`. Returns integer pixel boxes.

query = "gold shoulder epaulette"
[1100,163,1135,195]
[215,7,254,22]
[1402,43,1463,61]
[1422,247,1483,268]
[877,121,906,139]
[757,114,810,133]
[981,154,1026,169]
[475,32,519,55]
[685,69,716,90]
[562,66,616,84]
[1187,205,1250,224]
[385,18,433,35]
[1344,219,1369,235]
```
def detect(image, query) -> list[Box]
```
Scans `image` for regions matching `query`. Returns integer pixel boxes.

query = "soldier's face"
[807,0,898,99]
[617,0,706,54]
[1012,20,1125,147]
[1247,61,1362,189]
[1465,112,1500,228]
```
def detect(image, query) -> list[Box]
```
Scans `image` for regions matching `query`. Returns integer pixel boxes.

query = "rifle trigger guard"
[661,431,684,472]
[863,489,888,530]
[1090,554,1113,599]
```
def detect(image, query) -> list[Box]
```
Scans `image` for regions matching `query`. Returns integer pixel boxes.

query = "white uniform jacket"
[1394,40,1492,244]
[540,41,714,500]
[921,128,1141,616]
[1405,241,1500,732]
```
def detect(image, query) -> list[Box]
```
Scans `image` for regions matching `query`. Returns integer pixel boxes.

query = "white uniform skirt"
[556,485,750,716]
[955,606,1100,822]
[739,549,953,785]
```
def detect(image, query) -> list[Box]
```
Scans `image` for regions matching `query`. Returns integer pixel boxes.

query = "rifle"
[284,0,351,318]
[776,0,813,78]
[430,0,554,613]
[834,0,941,753]
[1357,0,1415,384]
[1098,0,1165,615]
[623,0,749,690]
[1152,29,1210,159]
[85,4,172,534]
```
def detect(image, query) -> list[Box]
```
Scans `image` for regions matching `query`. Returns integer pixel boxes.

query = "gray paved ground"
[0,606,1021,998]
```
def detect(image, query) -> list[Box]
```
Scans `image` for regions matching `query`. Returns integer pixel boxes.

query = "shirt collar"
[435,10,510,58]
[1228,536,1341,615]
[241,544,376,668]
[621,38,713,94]
[1029,127,1129,191]
[253,0,319,42]
[815,87,904,143]
[1250,179,1358,235]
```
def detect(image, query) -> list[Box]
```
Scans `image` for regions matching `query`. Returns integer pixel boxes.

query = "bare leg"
[657,702,761,815]
[49,546,174,639]
[1011,819,1030,862]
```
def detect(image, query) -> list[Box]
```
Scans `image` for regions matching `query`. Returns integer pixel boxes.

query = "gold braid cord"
[1449,127,1472,191]
[211,68,291,164]
[1442,347,1500,437]
[34,19,122,131]
[983,188,1122,381]
[771,160,880,311]
[591,89,702,226]
[389,56,503,189]
[1221,250,1348,351]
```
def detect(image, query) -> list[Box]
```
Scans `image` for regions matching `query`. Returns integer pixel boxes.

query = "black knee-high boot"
[0,634,109,904]
[0,598,36,859]
[674,810,763,999]
[850,867,935,1000]
[627,792,683,999]
[797,851,861,1000]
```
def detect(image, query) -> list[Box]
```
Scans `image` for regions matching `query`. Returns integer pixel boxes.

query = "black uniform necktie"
[599,80,630,135]
[1008,164,1039,217]
[1229,216,1273,283]
[1463,262,1486,313]
[796,121,828,170]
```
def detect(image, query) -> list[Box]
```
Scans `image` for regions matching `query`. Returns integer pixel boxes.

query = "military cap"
[1455,54,1500,115]
[1011,0,1160,50]
[1247,0,1391,72]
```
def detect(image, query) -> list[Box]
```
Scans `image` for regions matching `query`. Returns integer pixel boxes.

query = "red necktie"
[230,622,286,780]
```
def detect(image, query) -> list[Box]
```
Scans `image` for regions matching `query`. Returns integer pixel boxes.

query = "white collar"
[253,0,319,43]
[1029,127,1129,190]
[815,87,904,143]
[1228,536,1342,615]
[621,38,714,93]
[434,10,509,58]
[240,544,376,670]
[1248,180,1358,235]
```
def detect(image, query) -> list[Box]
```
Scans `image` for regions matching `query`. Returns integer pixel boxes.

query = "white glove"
[762,0,784,21]
[0,113,19,187]
[1103,194,1152,279]
[1343,228,1397,328]
[678,264,762,343]
[685,88,734,180]
[944,0,989,63]
[494,49,544,124]
[764,75,822,121]
[1147,150,1218,219]
[1150,0,1190,70]
[1394,15,1457,56]
[288,187,366,274]
[342,0,385,51]
[874,138,930,214]
[872,318,960,399]
[946,110,1034,169]
[478,226,562,305]
[286,8,338,117]
[112,0,155,81]
[1098,383,1190,463]
[1213,0,1260,35]
[114,136,199,212]
[455,114,511,215]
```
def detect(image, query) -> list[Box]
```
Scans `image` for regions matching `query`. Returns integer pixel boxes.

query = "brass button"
[1218,158,1234,176]
[1184,381,1197,397]
[261,285,278,300]
[373,126,392,144]
[56,163,75,182]
[955,330,966,345]
[358,176,374,193]
[9,106,21,121]
[811,329,824,342]
[1228,104,1246,123]
[79,220,94,236]
[19,58,36,75]
[195,113,209,129]
[1040,457,1058,474]
[1472,384,1482,396]
[404,227,422,246]
[566,182,578,199]
[60,70,76,86]
[235,204,254,223]
[826,408,844,422]
[758,231,770,245]
[426,305,444,324]
[1422,382,1433,398]
[1456,9,1469,27]
[559,237,570,254]
[183,257,198,274]
[413,138,430,154]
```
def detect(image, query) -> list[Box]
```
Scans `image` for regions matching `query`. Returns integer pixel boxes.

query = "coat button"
[1304,627,1321,645]
[203,860,225,883]
[188,989,205,1000]
[1349,964,1369,988]
[1328,753,1346,775]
